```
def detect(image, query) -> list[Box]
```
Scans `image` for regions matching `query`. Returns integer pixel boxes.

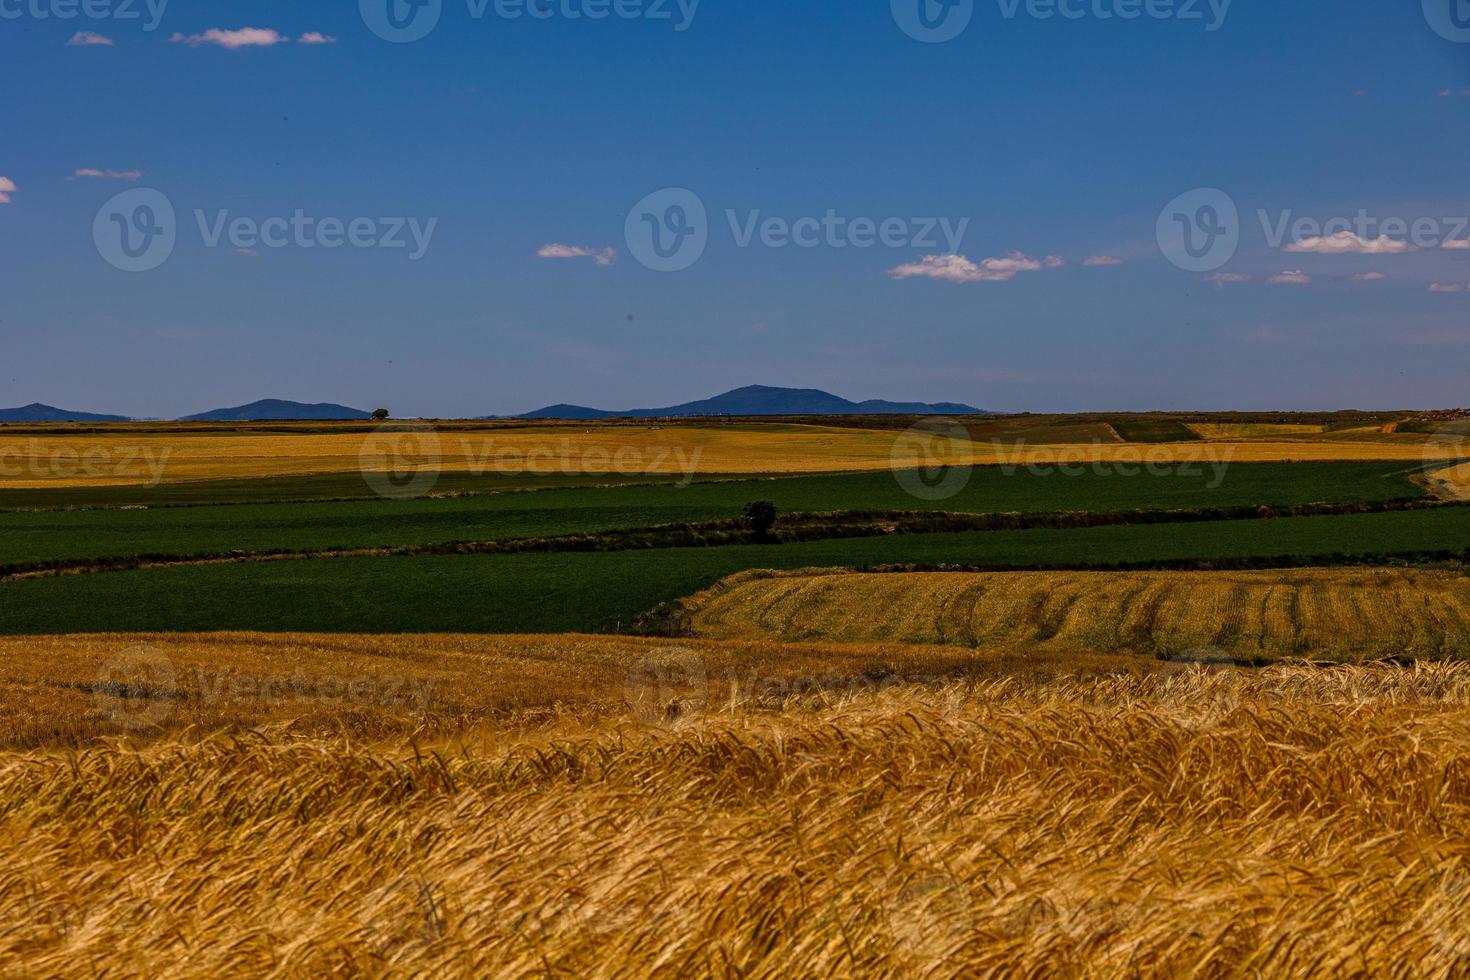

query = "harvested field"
[688,567,1470,661]
[5,659,1470,975]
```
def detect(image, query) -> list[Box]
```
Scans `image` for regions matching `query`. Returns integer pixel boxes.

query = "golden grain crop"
[3,655,1470,976]
[0,424,1462,488]
[0,631,1146,750]
[688,567,1470,661]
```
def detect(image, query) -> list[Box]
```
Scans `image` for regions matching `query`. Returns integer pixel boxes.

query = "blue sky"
[2,0,1469,417]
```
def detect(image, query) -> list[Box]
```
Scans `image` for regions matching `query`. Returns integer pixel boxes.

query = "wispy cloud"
[1082,255,1124,267]
[69,168,142,181]
[537,244,616,267]
[1439,88,1470,97]
[0,177,15,204]
[1429,282,1466,293]
[1352,272,1386,281]
[66,30,114,46]
[1201,272,1251,287]
[169,28,290,48]
[1267,270,1312,286]
[1282,231,1415,255]
[886,251,1060,284]
[297,32,337,44]
[1444,239,1470,250]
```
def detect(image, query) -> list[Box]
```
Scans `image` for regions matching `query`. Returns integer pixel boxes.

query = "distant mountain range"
[513,386,988,420]
[0,403,130,423]
[182,399,372,422]
[1,388,987,424]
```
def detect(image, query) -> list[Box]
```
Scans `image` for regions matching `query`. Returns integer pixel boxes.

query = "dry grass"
[688,567,1470,661]
[4,655,1470,975]
[0,424,1463,488]
[1186,422,1328,439]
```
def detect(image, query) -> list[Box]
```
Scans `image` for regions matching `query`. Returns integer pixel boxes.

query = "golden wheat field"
[687,567,1470,661]
[0,631,1120,749]
[0,422,1465,488]
[5,646,1470,976]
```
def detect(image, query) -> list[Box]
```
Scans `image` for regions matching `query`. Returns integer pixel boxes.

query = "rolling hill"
[0,403,130,423]
[182,400,372,422]
[514,385,987,419]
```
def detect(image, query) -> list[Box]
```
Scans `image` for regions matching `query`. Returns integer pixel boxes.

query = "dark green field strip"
[1111,419,1204,443]
[4,504,1469,635]
[0,462,1426,568]
[0,470,718,510]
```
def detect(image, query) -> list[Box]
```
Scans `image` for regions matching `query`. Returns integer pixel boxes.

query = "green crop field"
[5,504,1470,635]
[0,461,1426,568]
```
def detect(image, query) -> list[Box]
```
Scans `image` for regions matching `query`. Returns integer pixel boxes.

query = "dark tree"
[371,408,390,421]
[742,500,778,541]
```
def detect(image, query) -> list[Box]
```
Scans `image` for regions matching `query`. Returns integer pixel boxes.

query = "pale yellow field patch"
[1187,422,1327,439]
[688,567,1470,661]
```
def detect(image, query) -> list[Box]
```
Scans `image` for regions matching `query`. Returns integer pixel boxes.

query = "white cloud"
[70,168,142,181]
[886,251,1059,284]
[1352,272,1386,281]
[537,244,616,267]
[1267,270,1312,286]
[1282,231,1415,255]
[298,32,337,44]
[1443,239,1470,250]
[169,28,289,48]
[1082,255,1124,267]
[1201,272,1251,287]
[1429,282,1466,293]
[67,31,114,46]
[0,177,15,204]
